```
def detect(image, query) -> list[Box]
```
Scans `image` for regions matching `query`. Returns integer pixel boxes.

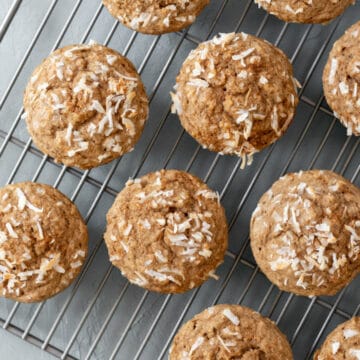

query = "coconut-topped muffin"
[254,0,354,24]
[250,170,360,296]
[171,32,299,167]
[323,20,360,136]
[103,0,209,34]
[170,304,293,359]
[24,42,149,169]
[104,169,228,293]
[314,317,360,359]
[0,182,88,302]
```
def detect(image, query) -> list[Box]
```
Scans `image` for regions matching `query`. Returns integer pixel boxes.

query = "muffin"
[103,0,209,34]
[23,42,149,169]
[0,182,88,302]
[169,304,294,359]
[104,169,228,293]
[323,20,360,136]
[250,170,360,296]
[254,0,354,24]
[171,32,299,167]
[314,317,360,359]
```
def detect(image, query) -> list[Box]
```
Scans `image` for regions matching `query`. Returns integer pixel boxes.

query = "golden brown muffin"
[323,20,360,136]
[254,0,354,24]
[314,317,360,359]
[103,0,209,35]
[169,304,294,359]
[171,32,299,167]
[250,170,360,297]
[104,169,228,293]
[24,43,149,169]
[0,182,88,302]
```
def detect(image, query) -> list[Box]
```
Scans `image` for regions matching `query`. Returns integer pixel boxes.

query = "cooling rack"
[0,0,359,359]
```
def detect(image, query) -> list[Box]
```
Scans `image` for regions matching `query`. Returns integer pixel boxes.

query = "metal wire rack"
[0,0,359,359]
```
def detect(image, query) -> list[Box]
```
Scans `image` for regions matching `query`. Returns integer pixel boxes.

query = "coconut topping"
[171,31,298,164]
[0,183,87,302]
[315,317,360,360]
[323,20,360,136]
[223,308,240,325]
[170,305,293,359]
[254,0,353,24]
[251,170,360,296]
[24,43,148,169]
[103,0,209,34]
[104,170,227,293]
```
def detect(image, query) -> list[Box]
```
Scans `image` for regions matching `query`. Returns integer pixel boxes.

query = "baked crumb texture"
[254,0,354,24]
[251,170,360,297]
[171,32,299,168]
[169,304,294,359]
[103,0,209,34]
[24,43,149,169]
[104,169,228,293]
[323,20,360,136]
[0,182,88,302]
[314,317,360,360]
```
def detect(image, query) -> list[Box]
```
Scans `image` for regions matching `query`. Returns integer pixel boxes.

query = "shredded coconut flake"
[189,337,204,356]
[144,269,181,285]
[65,123,73,146]
[232,48,256,66]
[315,223,330,232]
[154,251,167,263]
[349,349,360,359]
[343,329,359,339]
[53,265,65,273]
[106,54,117,65]
[222,309,240,325]
[196,189,218,200]
[259,75,268,85]
[199,249,212,258]
[15,188,43,213]
[208,270,219,280]
[16,188,26,210]
[120,241,129,253]
[328,58,338,85]
[156,218,166,226]
[0,231,7,244]
[187,78,209,88]
[70,261,82,269]
[285,4,303,14]
[90,99,106,113]
[5,223,18,238]
[339,81,349,95]
[75,250,86,258]
[36,221,44,239]
[123,224,132,236]
[141,219,151,229]
[331,341,340,355]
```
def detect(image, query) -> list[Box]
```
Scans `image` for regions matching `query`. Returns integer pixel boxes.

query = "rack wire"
[0,0,359,359]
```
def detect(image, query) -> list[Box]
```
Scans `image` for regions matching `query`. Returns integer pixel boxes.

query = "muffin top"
[24,43,148,169]
[0,182,88,302]
[314,317,360,359]
[170,304,293,359]
[103,0,209,34]
[323,20,360,136]
[254,0,354,24]
[172,32,299,166]
[251,170,360,296]
[104,169,228,293]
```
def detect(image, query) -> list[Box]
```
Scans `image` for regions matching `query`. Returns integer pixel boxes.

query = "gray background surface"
[0,0,359,359]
